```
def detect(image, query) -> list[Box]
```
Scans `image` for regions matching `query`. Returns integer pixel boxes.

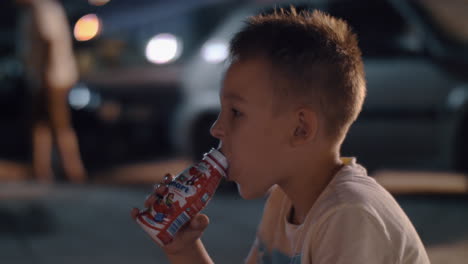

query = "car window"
[415,0,468,45]
[326,0,424,57]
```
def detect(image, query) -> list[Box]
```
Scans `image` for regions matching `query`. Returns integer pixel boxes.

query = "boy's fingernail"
[163,174,171,181]
[195,217,205,228]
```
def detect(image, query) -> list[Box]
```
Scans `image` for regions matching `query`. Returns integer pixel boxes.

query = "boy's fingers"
[166,215,209,250]
[130,208,140,220]
[155,186,166,196]
[144,194,156,208]
[153,173,173,193]
[154,184,164,193]
[163,173,174,184]
[175,214,209,244]
[142,174,173,216]
[153,183,160,192]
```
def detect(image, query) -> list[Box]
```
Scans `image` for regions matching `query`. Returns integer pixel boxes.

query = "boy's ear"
[290,108,318,146]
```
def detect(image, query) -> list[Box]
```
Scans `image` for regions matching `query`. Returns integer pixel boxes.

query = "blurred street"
[0,182,264,264]
[1,170,468,264]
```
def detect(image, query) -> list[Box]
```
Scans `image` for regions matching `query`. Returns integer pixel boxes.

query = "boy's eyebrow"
[222,92,247,103]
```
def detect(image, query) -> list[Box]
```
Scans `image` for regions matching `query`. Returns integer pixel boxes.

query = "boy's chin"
[236,183,268,200]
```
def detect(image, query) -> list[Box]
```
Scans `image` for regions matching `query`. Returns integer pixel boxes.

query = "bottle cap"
[204,148,228,172]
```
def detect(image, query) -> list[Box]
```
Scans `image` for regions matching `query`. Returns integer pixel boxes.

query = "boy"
[132,7,430,264]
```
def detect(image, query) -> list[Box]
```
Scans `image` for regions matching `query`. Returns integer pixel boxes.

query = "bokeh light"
[202,41,229,63]
[145,33,182,64]
[88,0,111,6]
[69,84,91,110]
[74,14,101,42]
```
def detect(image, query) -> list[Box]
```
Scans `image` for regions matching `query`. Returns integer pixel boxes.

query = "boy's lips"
[218,147,231,181]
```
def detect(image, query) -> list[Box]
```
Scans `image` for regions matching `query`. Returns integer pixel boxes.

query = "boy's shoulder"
[309,160,418,239]
[261,159,401,226]
[315,159,398,217]
[264,159,388,213]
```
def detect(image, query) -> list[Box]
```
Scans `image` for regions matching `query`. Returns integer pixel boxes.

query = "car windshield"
[415,0,468,45]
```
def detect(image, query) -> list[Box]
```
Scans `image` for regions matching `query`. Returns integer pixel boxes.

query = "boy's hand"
[130,174,210,256]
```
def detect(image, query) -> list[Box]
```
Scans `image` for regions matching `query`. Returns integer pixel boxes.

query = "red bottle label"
[136,154,225,246]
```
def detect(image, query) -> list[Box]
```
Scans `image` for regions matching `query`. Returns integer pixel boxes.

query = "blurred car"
[68,0,243,172]
[173,0,468,173]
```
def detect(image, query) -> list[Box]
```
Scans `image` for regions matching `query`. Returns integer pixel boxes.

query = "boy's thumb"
[190,214,209,230]
[169,214,209,249]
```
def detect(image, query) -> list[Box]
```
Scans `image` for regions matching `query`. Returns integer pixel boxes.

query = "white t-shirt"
[245,158,430,264]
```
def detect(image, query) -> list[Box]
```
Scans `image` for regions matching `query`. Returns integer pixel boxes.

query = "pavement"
[1,160,468,264]
[0,182,264,264]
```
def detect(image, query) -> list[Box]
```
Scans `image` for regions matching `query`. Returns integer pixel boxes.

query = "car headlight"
[201,40,228,64]
[145,33,182,64]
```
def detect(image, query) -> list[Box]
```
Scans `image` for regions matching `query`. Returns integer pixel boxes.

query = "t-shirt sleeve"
[244,237,259,264]
[308,205,394,264]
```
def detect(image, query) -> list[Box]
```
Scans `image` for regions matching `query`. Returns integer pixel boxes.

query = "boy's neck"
[280,151,343,225]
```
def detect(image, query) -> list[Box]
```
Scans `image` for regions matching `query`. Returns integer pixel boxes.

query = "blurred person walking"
[16,0,87,183]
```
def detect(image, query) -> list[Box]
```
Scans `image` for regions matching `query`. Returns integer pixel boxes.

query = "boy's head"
[210,7,366,199]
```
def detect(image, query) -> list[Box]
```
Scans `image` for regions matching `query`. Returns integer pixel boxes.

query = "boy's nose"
[210,118,224,140]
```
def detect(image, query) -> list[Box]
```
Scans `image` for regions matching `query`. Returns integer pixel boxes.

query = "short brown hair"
[229,7,366,143]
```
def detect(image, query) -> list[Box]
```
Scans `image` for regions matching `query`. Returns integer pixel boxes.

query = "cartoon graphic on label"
[165,193,175,207]
[177,174,188,183]
[154,212,166,223]
[186,171,203,185]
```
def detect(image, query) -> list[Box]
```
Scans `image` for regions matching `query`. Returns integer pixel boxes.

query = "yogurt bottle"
[136,148,228,246]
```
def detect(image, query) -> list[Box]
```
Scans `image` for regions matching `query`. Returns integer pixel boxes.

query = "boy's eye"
[231,108,242,118]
